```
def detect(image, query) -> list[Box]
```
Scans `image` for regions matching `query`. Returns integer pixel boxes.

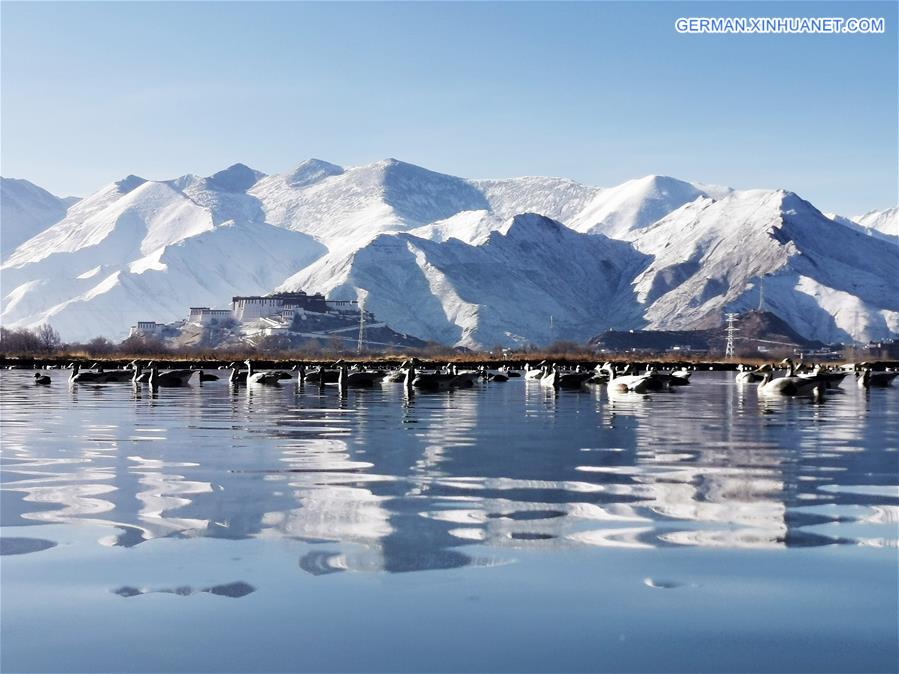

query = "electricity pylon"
[724,312,739,359]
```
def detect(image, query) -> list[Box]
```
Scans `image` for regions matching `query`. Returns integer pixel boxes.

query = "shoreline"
[3,353,896,372]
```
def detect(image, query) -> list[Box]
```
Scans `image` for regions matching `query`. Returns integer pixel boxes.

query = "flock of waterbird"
[19,356,896,397]
[735,358,897,396]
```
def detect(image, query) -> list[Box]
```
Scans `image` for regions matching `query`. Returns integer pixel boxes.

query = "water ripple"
[1,370,897,569]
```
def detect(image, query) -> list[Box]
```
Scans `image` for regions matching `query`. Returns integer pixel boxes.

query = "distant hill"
[590,311,826,355]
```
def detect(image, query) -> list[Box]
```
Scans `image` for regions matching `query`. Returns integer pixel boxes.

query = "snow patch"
[76,265,102,279]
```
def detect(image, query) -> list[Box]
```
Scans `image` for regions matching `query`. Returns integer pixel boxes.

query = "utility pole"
[725,312,739,359]
[356,305,366,355]
[758,276,765,312]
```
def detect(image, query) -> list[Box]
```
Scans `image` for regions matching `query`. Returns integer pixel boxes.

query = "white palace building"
[129,291,360,338]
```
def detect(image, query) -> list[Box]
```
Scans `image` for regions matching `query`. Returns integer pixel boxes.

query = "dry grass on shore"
[0,347,877,370]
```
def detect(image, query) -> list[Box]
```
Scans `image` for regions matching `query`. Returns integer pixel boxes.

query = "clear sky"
[2,1,896,215]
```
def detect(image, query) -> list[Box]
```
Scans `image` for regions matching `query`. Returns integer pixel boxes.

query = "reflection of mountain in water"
[1,373,896,573]
[112,581,255,598]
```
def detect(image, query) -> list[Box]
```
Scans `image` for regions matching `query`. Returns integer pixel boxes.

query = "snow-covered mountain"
[1,167,324,341]
[250,158,491,250]
[824,210,897,245]
[279,189,897,347]
[249,159,700,250]
[1,178,77,260]
[2,158,896,347]
[407,210,503,246]
[569,175,715,240]
[853,207,898,240]
[469,175,599,224]
[631,191,899,343]
[279,213,649,348]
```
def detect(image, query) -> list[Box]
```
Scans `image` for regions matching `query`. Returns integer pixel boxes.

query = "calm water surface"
[1,370,897,673]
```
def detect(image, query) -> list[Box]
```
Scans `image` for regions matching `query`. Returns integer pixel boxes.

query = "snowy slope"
[1,167,324,341]
[569,175,716,240]
[280,213,649,348]
[251,158,490,249]
[407,210,506,245]
[853,207,898,240]
[1,178,76,260]
[825,212,897,245]
[280,180,897,347]
[178,163,268,225]
[469,176,599,223]
[249,161,715,249]
[632,191,899,343]
[252,160,684,249]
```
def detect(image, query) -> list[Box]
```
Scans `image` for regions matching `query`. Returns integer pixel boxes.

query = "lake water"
[1,369,897,673]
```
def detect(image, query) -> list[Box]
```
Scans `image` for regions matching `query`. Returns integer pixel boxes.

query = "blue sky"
[2,1,895,215]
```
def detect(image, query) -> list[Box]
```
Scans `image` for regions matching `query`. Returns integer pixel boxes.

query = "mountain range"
[2,159,897,347]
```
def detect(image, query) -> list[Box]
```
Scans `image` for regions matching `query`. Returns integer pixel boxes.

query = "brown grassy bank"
[2,348,893,371]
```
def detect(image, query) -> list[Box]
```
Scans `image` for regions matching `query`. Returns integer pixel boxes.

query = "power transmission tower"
[724,312,739,359]
[356,305,366,355]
